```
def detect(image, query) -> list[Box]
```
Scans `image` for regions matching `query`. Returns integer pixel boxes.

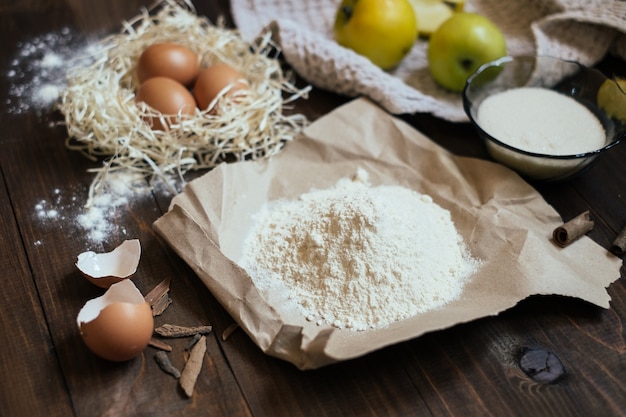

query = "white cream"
[477,87,605,155]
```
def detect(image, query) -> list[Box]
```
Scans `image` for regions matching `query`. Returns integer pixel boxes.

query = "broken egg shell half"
[77,279,154,362]
[76,239,141,288]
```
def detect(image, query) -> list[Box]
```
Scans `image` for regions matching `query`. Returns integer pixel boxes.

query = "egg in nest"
[135,76,197,130]
[193,63,249,112]
[136,42,200,87]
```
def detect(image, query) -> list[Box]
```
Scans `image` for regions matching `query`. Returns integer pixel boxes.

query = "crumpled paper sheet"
[154,98,622,369]
[230,0,626,121]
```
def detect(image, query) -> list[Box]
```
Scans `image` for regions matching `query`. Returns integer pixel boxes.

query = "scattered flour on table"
[34,171,157,246]
[239,169,481,331]
[7,28,101,115]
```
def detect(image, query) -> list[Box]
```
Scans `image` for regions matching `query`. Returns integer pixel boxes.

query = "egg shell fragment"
[76,239,141,288]
[77,279,154,362]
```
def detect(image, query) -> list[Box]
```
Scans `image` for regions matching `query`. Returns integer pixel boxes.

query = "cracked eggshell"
[76,239,141,288]
[77,279,154,362]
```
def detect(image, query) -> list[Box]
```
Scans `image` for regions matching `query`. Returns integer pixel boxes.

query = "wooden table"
[1,1,625,416]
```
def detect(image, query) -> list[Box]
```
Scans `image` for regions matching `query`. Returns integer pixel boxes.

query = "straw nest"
[58,0,310,205]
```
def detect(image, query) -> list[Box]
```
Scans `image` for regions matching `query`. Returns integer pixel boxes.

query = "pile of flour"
[239,170,480,331]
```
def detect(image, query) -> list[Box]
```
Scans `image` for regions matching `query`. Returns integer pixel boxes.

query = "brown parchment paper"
[153,98,622,370]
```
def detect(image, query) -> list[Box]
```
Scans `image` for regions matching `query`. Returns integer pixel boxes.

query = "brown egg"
[136,76,197,130]
[77,280,154,362]
[137,42,200,87]
[193,63,248,111]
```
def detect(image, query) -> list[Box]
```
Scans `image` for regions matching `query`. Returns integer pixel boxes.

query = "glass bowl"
[462,55,625,182]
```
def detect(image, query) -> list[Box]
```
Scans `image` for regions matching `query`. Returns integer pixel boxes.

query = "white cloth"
[231,0,626,121]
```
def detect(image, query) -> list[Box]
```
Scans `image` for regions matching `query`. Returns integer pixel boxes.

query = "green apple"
[427,12,506,92]
[334,0,418,70]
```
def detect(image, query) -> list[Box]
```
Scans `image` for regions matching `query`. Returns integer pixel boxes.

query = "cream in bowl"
[463,55,625,182]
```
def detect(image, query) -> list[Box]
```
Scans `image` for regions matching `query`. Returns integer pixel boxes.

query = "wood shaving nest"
[57,0,310,206]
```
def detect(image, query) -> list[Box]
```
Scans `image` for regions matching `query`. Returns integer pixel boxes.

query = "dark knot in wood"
[519,348,565,383]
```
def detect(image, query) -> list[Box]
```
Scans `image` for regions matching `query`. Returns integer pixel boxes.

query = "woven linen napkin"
[231,0,626,121]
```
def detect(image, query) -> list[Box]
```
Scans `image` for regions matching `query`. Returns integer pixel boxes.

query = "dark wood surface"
[1,1,625,416]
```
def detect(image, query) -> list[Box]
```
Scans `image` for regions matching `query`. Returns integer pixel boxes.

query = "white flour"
[239,170,480,331]
[34,171,155,246]
[7,28,100,115]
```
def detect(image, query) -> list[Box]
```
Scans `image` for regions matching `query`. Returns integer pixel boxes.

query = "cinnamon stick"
[185,333,203,352]
[144,278,171,305]
[148,337,173,352]
[553,211,594,247]
[221,322,239,341]
[145,278,172,316]
[154,324,213,338]
[179,335,207,397]
[610,225,626,255]
[152,295,172,316]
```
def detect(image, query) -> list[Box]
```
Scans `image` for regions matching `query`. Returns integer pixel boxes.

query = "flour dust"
[33,171,169,247]
[6,28,101,115]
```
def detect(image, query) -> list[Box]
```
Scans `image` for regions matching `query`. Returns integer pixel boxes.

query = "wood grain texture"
[1,0,625,416]
[0,167,75,417]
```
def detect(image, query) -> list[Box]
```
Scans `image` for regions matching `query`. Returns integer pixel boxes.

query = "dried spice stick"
[611,225,626,255]
[144,278,171,304]
[148,337,173,352]
[553,211,594,247]
[151,295,172,316]
[154,351,181,379]
[144,278,172,316]
[185,333,203,351]
[221,323,240,341]
[154,324,213,338]
[179,335,207,397]
[183,333,202,362]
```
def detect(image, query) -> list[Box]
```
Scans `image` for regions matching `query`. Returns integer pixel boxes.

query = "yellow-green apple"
[334,0,418,70]
[427,12,506,92]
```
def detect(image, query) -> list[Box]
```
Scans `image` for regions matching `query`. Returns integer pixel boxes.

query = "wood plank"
[0,166,75,417]
[396,293,626,416]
